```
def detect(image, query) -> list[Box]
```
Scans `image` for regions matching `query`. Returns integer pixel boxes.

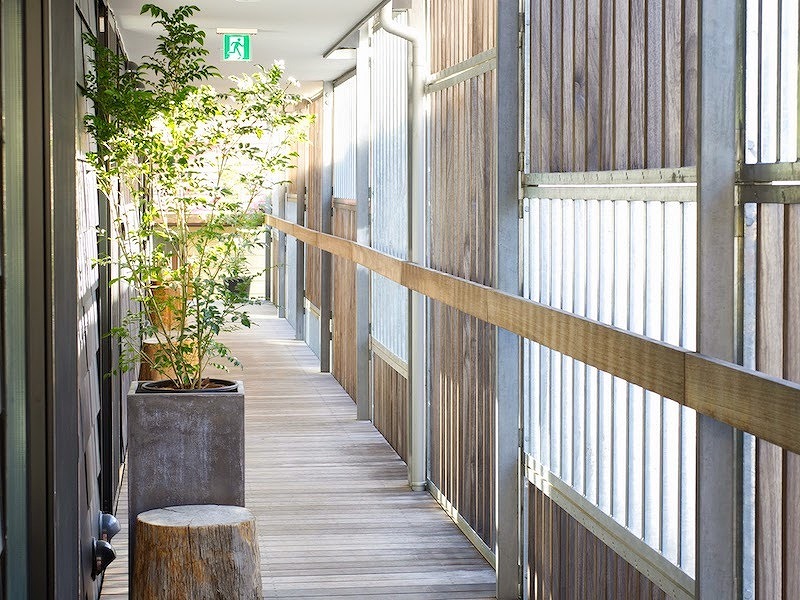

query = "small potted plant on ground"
[82,3,310,570]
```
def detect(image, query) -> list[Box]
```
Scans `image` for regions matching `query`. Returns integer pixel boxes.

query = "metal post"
[408,0,428,492]
[295,130,307,341]
[320,82,334,373]
[496,0,522,598]
[277,185,287,318]
[355,25,372,421]
[696,0,741,598]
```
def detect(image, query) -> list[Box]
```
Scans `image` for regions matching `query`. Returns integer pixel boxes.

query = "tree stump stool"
[133,505,262,600]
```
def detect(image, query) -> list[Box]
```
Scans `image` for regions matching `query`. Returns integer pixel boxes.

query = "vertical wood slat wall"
[428,0,497,548]
[372,354,409,462]
[528,485,675,600]
[331,200,358,400]
[529,0,697,172]
[429,0,496,73]
[305,97,324,310]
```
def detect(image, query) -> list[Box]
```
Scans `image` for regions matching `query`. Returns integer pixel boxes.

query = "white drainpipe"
[380,1,427,491]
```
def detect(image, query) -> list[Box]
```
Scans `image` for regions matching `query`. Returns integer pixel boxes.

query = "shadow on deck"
[100,303,496,599]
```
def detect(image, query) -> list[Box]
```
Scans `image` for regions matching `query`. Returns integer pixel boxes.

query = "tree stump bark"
[133,505,262,600]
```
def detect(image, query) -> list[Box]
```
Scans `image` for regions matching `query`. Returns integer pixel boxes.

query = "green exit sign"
[223,34,251,61]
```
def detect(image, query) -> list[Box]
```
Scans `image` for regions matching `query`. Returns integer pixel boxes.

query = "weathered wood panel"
[428,68,496,548]
[305,97,324,309]
[528,484,673,599]
[429,0,496,73]
[372,353,409,463]
[331,199,357,401]
[528,0,698,172]
[754,202,800,598]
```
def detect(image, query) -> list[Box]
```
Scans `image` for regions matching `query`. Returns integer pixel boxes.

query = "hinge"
[518,428,524,448]
[368,186,372,200]
[518,11,525,48]
[518,151,525,172]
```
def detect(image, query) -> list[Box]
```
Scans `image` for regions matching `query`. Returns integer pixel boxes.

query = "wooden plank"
[682,0,698,166]
[629,0,646,169]
[786,204,800,599]
[264,214,800,454]
[585,0,601,170]
[551,0,563,171]
[372,353,409,462]
[599,0,614,169]
[541,0,553,172]
[102,304,496,599]
[755,203,784,598]
[562,0,575,171]
[664,0,683,165]
[614,0,630,169]
[573,0,588,171]
[646,0,664,168]
[531,0,542,172]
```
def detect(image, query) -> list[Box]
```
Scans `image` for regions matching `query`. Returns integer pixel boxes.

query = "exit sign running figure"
[223,34,251,61]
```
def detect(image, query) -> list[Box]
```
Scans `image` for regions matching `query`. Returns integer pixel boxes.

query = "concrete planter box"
[126,381,245,574]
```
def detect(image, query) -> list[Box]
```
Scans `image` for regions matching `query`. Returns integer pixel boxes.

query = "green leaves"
[81,4,312,389]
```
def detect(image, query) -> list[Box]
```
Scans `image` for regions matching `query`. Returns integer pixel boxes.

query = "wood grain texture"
[529,0,698,171]
[133,505,261,600]
[332,199,357,400]
[429,0,496,74]
[527,485,675,599]
[264,213,800,454]
[755,203,784,599]
[428,69,497,549]
[101,304,496,599]
[372,352,409,462]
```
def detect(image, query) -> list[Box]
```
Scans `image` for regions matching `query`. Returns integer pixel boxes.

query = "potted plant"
[82,3,310,571]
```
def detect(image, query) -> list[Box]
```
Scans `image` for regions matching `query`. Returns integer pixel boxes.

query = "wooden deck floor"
[100,303,496,599]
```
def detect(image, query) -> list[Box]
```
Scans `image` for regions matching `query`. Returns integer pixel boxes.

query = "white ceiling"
[106,0,382,95]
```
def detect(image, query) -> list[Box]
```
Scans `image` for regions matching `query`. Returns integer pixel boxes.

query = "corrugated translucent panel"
[522,197,697,577]
[370,17,409,361]
[744,0,800,163]
[333,76,357,199]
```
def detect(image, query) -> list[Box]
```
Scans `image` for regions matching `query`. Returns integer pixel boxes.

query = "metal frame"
[524,184,697,202]
[370,337,408,379]
[696,0,742,596]
[495,1,521,598]
[425,48,497,94]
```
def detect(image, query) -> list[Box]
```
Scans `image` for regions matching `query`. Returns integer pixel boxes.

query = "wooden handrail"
[266,214,800,454]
